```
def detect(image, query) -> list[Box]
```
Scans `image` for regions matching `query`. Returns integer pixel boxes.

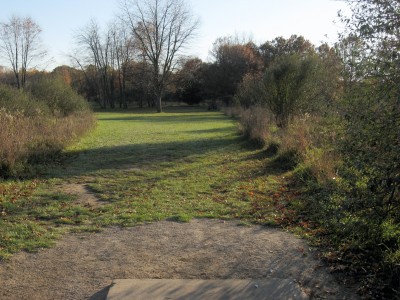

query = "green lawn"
[0,107,288,259]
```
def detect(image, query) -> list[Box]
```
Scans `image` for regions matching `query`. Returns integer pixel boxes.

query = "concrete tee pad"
[106,279,309,300]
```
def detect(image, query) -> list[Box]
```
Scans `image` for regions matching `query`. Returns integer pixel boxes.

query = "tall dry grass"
[224,106,274,146]
[227,105,341,183]
[279,116,340,183]
[0,109,95,177]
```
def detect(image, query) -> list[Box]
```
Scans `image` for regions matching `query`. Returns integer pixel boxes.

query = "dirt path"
[0,219,358,300]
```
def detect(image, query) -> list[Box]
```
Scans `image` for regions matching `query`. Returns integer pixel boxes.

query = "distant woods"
[71,0,199,111]
[0,0,344,112]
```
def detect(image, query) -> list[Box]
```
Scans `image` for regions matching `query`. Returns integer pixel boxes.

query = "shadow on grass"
[185,127,234,134]
[244,143,280,161]
[253,150,299,177]
[93,105,206,114]
[98,114,228,123]
[46,135,243,179]
[238,143,297,178]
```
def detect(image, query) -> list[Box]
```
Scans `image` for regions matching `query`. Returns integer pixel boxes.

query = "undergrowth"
[228,105,400,298]
[0,80,95,178]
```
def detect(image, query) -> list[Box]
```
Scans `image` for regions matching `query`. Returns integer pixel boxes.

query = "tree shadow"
[184,127,234,134]
[98,114,229,123]
[245,143,280,161]
[44,136,243,179]
[88,286,110,300]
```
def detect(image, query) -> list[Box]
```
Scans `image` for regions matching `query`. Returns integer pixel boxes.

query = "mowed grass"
[0,107,288,259]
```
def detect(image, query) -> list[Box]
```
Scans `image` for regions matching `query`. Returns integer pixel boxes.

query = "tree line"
[1,0,343,114]
[0,0,199,112]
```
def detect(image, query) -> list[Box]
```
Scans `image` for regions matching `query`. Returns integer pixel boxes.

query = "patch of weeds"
[237,220,253,227]
[168,213,193,223]
[0,220,59,259]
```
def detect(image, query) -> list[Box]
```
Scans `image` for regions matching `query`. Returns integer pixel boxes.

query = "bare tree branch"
[122,0,198,112]
[0,16,47,88]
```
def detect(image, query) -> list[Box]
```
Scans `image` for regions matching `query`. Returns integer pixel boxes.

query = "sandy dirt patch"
[0,219,358,300]
[60,183,106,208]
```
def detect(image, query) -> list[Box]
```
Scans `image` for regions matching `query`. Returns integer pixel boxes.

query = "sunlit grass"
[0,106,288,259]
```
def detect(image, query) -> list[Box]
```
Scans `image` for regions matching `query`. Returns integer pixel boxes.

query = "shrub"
[230,104,340,183]
[222,105,242,118]
[0,84,50,116]
[0,82,95,178]
[236,106,275,146]
[280,116,341,183]
[28,77,90,116]
[261,54,320,128]
[233,73,264,109]
[333,88,400,266]
[0,109,95,178]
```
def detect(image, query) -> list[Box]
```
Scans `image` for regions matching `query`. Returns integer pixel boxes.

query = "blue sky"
[0,0,349,70]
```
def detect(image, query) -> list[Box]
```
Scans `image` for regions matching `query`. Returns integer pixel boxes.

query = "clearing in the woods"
[0,107,358,299]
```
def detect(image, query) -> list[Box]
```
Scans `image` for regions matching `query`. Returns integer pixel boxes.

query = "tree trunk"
[14,72,20,89]
[122,68,128,109]
[156,94,162,113]
[109,75,115,109]
[118,70,123,108]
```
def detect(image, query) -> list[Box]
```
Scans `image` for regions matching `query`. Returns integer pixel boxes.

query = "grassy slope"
[0,107,288,259]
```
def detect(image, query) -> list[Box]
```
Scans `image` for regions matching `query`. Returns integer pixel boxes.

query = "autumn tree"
[0,16,46,89]
[123,0,198,112]
[207,36,263,103]
[259,35,315,68]
[174,57,205,104]
[233,38,340,127]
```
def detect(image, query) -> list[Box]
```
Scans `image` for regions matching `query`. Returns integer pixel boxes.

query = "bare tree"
[0,16,46,88]
[122,0,198,112]
[74,20,114,108]
[110,21,136,108]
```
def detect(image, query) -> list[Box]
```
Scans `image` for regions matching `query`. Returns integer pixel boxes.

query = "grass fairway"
[0,107,288,259]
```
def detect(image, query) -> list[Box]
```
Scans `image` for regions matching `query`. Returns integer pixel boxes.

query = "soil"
[60,183,107,208]
[0,219,358,300]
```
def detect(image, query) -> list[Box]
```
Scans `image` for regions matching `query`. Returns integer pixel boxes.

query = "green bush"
[0,84,50,116]
[233,74,264,109]
[289,86,400,296]
[337,87,399,250]
[261,54,321,128]
[234,54,335,129]
[28,77,90,116]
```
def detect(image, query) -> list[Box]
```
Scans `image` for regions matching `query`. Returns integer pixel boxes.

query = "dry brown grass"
[279,116,340,183]
[228,106,341,183]
[224,106,274,146]
[0,109,95,176]
[223,106,242,118]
